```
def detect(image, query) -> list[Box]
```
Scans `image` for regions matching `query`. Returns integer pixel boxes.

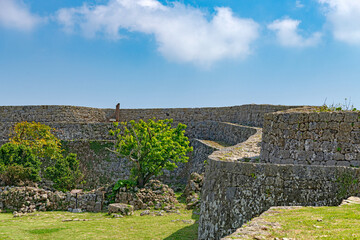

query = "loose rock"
[108,203,134,216]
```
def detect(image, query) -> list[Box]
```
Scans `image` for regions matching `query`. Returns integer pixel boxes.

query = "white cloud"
[318,0,360,45]
[0,0,42,31]
[268,18,321,48]
[56,0,259,66]
[296,1,304,9]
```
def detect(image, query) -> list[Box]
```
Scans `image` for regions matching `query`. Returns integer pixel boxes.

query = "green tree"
[9,121,62,162]
[0,143,41,185]
[110,119,193,188]
[7,122,83,191]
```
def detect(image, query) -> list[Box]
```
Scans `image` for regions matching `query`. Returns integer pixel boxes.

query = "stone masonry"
[198,159,360,240]
[0,104,299,188]
[198,107,360,240]
[260,107,360,167]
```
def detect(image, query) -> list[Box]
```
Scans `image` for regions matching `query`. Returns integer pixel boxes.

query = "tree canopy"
[110,118,192,187]
[0,143,41,185]
[9,121,62,161]
[2,121,83,191]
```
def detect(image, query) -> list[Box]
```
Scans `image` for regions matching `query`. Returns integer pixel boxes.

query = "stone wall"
[104,104,301,127]
[61,140,132,189]
[260,108,360,167]
[62,122,257,188]
[160,139,220,185]
[0,186,107,213]
[0,104,303,190]
[198,158,360,240]
[186,121,257,145]
[0,104,303,127]
[0,106,107,123]
[0,121,257,189]
[1,121,256,143]
[0,122,114,141]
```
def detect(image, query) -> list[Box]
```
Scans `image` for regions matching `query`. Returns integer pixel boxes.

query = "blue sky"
[0,0,360,109]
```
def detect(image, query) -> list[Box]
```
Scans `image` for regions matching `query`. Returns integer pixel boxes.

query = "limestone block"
[336,161,351,167]
[328,122,339,131]
[308,112,320,122]
[330,112,345,122]
[344,112,359,123]
[108,203,134,216]
[339,122,352,132]
[94,202,102,212]
[334,152,345,161]
[319,112,331,122]
[351,131,360,144]
[345,153,357,161]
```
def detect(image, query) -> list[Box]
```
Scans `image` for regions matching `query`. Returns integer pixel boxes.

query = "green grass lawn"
[264,203,360,240]
[0,207,198,240]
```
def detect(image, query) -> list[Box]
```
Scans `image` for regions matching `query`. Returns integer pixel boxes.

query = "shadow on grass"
[27,227,66,235]
[163,224,198,240]
[164,210,199,240]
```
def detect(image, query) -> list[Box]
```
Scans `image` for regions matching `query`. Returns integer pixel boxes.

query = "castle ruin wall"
[199,108,360,239]
[260,108,360,167]
[198,159,360,240]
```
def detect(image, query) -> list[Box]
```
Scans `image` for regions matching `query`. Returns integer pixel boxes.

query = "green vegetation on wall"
[336,173,359,199]
[89,141,114,155]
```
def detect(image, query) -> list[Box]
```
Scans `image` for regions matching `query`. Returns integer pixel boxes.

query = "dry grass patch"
[263,203,360,240]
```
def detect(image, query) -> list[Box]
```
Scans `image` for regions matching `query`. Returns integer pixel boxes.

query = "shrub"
[45,153,84,192]
[108,179,137,203]
[113,179,137,192]
[7,122,84,192]
[0,143,41,185]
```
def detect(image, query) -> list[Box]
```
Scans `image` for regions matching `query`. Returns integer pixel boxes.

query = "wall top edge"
[0,104,304,111]
[267,106,360,115]
[207,157,360,170]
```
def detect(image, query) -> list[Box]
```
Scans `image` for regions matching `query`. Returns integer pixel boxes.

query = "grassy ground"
[0,207,198,240]
[263,203,360,240]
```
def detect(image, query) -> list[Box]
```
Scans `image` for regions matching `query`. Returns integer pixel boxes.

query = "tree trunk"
[137,175,145,188]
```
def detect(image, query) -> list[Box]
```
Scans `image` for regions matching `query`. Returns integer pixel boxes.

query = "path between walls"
[208,123,262,162]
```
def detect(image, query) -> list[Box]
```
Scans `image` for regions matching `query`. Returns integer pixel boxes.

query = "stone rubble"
[0,186,106,213]
[182,172,203,210]
[115,180,178,211]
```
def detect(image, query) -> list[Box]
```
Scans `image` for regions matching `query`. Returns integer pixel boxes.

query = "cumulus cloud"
[0,0,42,31]
[268,18,321,48]
[56,0,259,66]
[318,0,360,45]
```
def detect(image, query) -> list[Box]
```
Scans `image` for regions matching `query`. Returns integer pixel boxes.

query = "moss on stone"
[89,141,114,155]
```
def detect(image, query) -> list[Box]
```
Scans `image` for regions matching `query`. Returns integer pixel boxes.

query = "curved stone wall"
[198,107,360,240]
[260,108,360,167]
[0,104,303,127]
[0,104,304,189]
[198,158,360,240]
[161,122,257,185]
[104,104,301,127]
[187,121,257,146]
